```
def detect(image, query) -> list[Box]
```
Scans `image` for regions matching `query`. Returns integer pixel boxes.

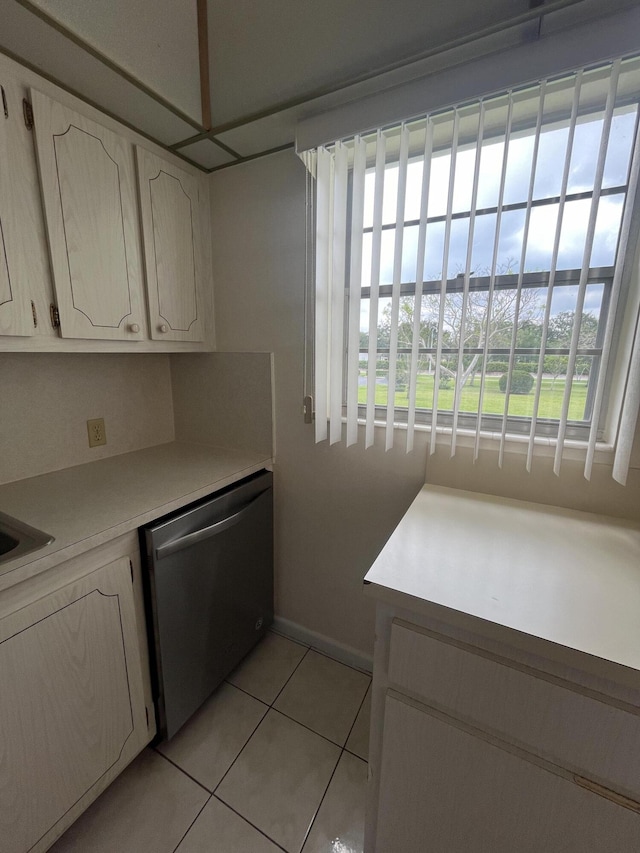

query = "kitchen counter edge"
[0,442,273,592]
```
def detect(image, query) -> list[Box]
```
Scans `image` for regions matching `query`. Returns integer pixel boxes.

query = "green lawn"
[357,374,588,421]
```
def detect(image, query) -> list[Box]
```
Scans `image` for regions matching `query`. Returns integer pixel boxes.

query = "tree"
[377,284,543,393]
[547,311,599,380]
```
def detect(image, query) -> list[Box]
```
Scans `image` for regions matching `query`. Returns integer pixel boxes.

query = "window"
[302,55,640,483]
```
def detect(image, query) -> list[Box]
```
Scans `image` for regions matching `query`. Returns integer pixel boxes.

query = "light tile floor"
[51,631,371,853]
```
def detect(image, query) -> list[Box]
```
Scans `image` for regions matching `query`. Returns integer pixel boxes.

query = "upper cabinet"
[0,79,36,337]
[31,89,146,341]
[0,51,214,352]
[136,147,204,342]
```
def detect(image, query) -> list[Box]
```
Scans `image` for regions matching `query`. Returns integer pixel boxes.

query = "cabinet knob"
[159,324,168,333]
[129,323,140,333]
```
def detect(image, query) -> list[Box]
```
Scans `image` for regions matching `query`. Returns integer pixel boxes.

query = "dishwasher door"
[143,470,273,740]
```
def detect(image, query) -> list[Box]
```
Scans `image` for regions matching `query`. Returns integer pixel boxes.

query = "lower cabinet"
[0,552,152,853]
[376,693,640,853]
[366,613,640,852]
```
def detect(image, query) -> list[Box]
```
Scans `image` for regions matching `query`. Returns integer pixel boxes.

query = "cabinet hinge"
[129,559,134,582]
[49,303,60,328]
[1,86,7,119]
[22,99,33,130]
[31,300,37,328]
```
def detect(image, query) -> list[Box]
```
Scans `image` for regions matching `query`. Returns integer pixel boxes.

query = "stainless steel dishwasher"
[142,470,273,740]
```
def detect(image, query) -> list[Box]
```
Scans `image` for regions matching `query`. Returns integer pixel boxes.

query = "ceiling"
[0,0,636,171]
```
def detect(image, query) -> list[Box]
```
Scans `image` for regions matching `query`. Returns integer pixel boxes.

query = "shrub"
[487,361,509,373]
[499,370,534,394]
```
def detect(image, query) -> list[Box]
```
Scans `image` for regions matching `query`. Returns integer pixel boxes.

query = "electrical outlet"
[87,418,107,448]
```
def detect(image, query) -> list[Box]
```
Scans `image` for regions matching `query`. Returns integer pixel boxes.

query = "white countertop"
[0,441,271,590]
[364,485,640,675]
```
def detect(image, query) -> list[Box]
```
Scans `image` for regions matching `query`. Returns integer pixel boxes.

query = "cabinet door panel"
[388,620,640,800]
[376,693,640,853]
[0,556,148,853]
[136,146,203,342]
[0,79,32,336]
[31,90,145,341]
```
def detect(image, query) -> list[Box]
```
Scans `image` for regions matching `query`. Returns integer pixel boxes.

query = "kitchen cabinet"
[31,89,146,342]
[0,74,41,337]
[136,146,205,342]
[376,691,640,852]
[363,486,640,852]
[0,538,154,853]
[0,52,215,352]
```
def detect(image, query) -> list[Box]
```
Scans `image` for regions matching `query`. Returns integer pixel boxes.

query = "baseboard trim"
[272,616,373,674]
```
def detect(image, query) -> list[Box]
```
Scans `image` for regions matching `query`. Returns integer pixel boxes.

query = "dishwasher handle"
[154,488,269,561]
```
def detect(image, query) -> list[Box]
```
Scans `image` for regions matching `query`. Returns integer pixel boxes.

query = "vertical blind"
[303,55,640,484]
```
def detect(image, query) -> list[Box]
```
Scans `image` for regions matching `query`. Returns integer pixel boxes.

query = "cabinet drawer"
[388,620,640,801]
[376,693,640,853]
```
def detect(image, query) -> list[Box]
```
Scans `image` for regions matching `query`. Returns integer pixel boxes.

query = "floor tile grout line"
[223,678,272,708]
[166,635,365,851]
[270,705,349,751]
[152,747,213,795]
[172,643,312,807]
[211,702,272,796]
[342,682,372,752]
[209,703,342,853]
[171,792,214,853]
[155,696,268,799]
[269,645,312,707]
[299,683,370,853]
[305,643,373,677]
[225,639,311,708]
[211,794,290,853]
[299,746,345,852]
[343,744,368,763]
[228,644,369,750]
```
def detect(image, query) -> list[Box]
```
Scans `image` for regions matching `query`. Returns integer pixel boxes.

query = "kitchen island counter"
[364,484,640,683]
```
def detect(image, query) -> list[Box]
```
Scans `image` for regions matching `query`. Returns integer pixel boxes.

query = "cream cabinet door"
[375,693,640,853]
[136,146,204,342]
[0,79,33,336]
[0,556,150,853]
[31,90,145,341]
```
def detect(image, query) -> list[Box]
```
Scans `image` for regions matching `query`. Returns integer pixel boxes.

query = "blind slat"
[386,124,410,450]
[365,131,386,448]
[586,107,640,479]
[473,93,515,461]
[498,83,546,468]
[450,103,485,457]
[346,137,367,447]
[430,110,460,456]
[553,59,621,475]
[613,309,640,484]
[526,71,583,472]
[329,142,349,444]
[314,147,333,443]
[406,119,434,452]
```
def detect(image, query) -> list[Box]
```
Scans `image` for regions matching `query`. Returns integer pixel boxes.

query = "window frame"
[345,106,639,444]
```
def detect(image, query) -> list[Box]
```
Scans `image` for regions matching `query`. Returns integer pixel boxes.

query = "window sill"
[361,419,615,464]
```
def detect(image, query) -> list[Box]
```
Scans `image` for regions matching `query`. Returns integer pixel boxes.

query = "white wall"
[0,353,174,484]
[210,149,640,658]
[170,351,273,456]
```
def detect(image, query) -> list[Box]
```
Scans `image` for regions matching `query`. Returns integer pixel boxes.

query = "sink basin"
[0,511,54,565]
